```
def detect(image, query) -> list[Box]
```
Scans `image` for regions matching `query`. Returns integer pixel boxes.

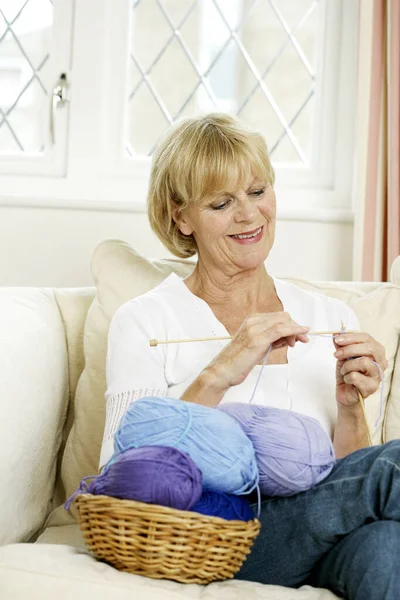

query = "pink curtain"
[353,0,400,281]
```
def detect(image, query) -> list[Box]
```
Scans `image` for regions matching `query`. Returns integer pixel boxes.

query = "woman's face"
[175,174,276,273]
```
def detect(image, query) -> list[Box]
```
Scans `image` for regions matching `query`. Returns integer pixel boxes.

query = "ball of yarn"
[113,396,259,495]
[191,489,255,521]
[74,446,203,510]
[218,403,335,497]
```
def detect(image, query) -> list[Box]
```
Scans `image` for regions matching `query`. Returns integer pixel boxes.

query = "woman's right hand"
[203,312,310,391]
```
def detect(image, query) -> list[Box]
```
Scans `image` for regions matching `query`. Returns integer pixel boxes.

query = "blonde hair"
[147,113,275,258]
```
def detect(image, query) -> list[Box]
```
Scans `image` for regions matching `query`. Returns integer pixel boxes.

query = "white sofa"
[1,239,400,600]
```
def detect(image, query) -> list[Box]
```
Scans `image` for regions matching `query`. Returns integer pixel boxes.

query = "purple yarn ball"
[191,489,255,521]
[218,403,335,497]
[91,446,203,510]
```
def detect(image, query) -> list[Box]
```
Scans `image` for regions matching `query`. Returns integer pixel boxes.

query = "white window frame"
[0,0,74,177]
[0,0,358,222]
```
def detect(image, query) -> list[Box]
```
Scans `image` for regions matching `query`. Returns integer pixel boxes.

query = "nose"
[234,191,258,222]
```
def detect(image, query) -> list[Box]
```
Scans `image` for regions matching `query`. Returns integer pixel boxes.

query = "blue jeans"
[235,440,400,599]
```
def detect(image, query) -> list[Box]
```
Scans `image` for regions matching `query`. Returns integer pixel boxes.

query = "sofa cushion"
[50,288,96,512]
[49,239,400,528]
[0,542,340,599]
[0,289,69,545]
[48,240,194,526]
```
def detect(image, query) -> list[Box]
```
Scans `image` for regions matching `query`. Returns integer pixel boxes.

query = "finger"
[273,335,296,348]
[252,324,309,350]
[342,371,380,398]
[296,333,309,343]
[334,334,387,368]
[334,332,371,346]
[271,325,310,342]
[271,335,295,349]
[340,357,380,379]
[247,314,303,335]
[272,332,310,349]
[334,342,376,362]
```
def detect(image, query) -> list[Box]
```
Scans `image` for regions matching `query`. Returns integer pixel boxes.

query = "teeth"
[232,227,262,239]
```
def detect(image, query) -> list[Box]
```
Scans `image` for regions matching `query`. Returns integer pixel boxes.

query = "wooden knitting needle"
[149,330,358,346]
[357,390,373,446]
[149,326,373,446]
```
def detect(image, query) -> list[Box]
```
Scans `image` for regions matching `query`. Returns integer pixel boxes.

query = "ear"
[172,203,193,236]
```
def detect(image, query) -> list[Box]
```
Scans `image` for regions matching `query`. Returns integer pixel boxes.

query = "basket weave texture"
[76,494,261,584]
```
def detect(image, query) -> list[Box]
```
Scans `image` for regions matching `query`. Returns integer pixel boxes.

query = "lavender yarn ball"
[218,403,335,497]
[90,446,203,510]
[191,490,255,521]
[113,396,259,495]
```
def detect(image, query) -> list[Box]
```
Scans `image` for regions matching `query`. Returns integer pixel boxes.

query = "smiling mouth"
[229,226,263,240]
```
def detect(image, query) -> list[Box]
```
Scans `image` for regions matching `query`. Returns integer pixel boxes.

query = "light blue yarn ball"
[113,396,259,495]
[218,403,335,497]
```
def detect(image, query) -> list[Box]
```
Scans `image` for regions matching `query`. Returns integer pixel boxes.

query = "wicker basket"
[75,493,261,584]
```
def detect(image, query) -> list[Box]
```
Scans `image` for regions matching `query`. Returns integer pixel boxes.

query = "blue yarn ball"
[218,403,335,497]
[113,396,259,495]
[191,489,255,521]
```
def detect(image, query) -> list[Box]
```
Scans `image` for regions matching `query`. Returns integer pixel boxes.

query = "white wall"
[0,205,353,287]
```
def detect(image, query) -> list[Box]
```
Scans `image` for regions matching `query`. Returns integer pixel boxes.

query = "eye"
[250,188,265,197]
[212,199,231,210]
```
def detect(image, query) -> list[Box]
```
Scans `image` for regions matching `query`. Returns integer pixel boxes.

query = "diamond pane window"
[0,0,53,154]
[126,0,322,167]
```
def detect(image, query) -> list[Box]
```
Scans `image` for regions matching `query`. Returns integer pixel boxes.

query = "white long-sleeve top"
[99,273,360,470]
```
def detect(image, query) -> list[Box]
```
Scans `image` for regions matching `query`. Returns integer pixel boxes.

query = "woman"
[100,114,394,599]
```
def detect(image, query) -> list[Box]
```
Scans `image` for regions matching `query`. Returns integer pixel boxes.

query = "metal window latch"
[50,72,69,145]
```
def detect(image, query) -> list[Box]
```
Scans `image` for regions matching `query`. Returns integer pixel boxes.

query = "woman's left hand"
[333,332,388,408]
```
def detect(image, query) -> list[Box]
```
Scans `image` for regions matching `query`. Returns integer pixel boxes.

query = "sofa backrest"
[2,254,399,544]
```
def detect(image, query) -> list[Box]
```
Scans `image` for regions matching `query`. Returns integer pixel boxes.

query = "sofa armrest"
[390,256,400,285]
[0,289,69,545]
